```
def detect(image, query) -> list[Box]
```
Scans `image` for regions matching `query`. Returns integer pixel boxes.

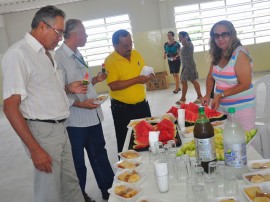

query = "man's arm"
[108,75,150,91]
[65,81,88,94]
[3,95,52,173]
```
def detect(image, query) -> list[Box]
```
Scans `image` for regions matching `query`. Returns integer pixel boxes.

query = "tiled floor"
[0,71,269,202]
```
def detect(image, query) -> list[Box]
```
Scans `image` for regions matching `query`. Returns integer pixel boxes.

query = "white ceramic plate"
[119,150,143,161]
[247,159,270,172]
[213,196,240,202]
[114,160,143,171]
[115,169,146,186]
[108,183,143,202]
[243,169,270,184]
[241,183,270,202]
[93,94,108,104]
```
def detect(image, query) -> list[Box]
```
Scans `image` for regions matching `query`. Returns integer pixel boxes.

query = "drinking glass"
[192,185,208,202]
[154,141,163,149]
[208,161,218,177]
[149,146,158,164]
[194,166,204,185]
[163,143,172,151]
[157,148,167,162]
[174,157,188,183]
[190,159,202,177]
[155,173,169,193]
[216,163,226,196]
[180,154,191,177]
[204,174,217,201]
[186,177,198,202]
[167,152,176,181]
[167,140,176,148]
[224,175,239,197]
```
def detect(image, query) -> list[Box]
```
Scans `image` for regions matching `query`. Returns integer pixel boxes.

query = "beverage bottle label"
[194,137,216,162]
[224,142,247,168]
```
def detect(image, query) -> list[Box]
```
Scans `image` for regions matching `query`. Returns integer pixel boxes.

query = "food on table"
[117,161,139,169]
[121,151,140,159]
[254,197,270,202]
[220,199,236,202]
[256,191,270,198]
[133,119,177,149]
[252,162,270,169]
[167,102,226,126]
[176,126,257,160]
[117,170,141,183]
[245,174,270,183]
[114,185,138,198]
[244,186,263,200]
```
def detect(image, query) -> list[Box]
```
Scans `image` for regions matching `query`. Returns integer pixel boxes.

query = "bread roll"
[118,161,136,169]
[122,189,138,198]
[244,186,262,200]
[251,175,265,183]
[220,199,236,202]
[128,173,140,183]
[121,151,139,159]
[252,163,263,169]
[117,171,130,182]
[262,162,270,168]
[114,185,127,196]
[254,197,270,202]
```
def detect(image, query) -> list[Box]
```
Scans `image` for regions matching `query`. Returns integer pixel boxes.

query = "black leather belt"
[111,99,146,107]
[25,118,67,124]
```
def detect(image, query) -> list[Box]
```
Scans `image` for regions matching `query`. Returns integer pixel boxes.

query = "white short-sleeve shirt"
[55,43,104,127]
[2,32,70,120]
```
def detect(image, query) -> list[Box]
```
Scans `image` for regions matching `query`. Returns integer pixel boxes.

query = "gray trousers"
[25,121,84,202]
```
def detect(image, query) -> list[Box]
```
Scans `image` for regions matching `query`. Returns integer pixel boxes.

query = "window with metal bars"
[78,14,133,67]
[174,0,270,52]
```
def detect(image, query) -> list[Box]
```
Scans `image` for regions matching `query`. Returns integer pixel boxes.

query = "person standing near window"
[176,31,203,105]
[55,19,114,202]
[164,31,181,93]
[104,29,152,153]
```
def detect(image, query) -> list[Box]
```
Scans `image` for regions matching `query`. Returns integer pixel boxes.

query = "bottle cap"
[228,108,235,113]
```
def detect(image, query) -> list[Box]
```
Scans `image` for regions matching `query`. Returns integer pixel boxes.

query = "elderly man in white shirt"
[2,6,87,202]
[55,19,114,202]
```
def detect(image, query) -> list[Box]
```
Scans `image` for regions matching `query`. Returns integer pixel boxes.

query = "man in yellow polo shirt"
[104,29,152,153]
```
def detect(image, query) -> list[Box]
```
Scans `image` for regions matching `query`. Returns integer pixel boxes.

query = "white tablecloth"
[108,127,263,202]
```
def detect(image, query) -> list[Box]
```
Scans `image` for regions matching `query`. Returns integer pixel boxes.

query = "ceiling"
[0,0,85,15]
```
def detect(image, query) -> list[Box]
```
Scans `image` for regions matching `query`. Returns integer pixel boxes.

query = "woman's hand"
[201,95,210,106]
[211,94,222,110]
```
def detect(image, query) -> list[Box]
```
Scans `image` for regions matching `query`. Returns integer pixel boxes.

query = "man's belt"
[111,99,146,107]
[25,118,67,124]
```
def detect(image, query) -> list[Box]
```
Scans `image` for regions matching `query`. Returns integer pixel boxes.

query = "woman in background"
[176,31,202,105]
[201,20,255,131]
[164,31,181,93]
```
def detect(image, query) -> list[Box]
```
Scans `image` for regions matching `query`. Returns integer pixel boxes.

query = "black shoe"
[83,192,95,202]
[102,191,110,200]
[173,88,181,94]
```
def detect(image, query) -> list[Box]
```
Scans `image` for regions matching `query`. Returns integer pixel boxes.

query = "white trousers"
[25,121,84,202]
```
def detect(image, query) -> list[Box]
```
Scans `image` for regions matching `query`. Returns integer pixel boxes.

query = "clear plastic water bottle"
[223,108,247,179]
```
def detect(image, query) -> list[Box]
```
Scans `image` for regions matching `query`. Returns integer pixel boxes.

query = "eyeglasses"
[42,21,64,37]
[212,32,230,40]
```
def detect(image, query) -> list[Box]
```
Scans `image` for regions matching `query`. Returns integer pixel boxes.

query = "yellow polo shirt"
[105,50,146,104]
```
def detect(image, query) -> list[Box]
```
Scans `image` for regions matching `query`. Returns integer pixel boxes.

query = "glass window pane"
[81,14,132,67]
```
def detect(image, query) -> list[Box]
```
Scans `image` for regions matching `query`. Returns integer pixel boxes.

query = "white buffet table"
[108,127,264,202]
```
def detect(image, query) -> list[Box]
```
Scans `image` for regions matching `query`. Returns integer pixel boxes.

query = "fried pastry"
[121,151,139,159]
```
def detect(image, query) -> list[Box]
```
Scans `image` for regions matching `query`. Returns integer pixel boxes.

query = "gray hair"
[64,19,82,39]
[31,5,65,29]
